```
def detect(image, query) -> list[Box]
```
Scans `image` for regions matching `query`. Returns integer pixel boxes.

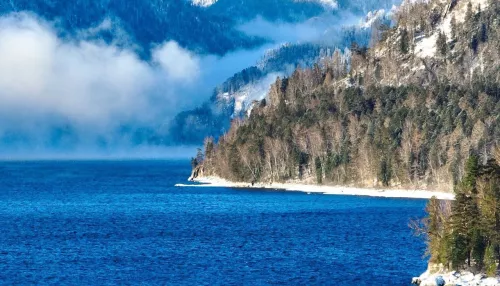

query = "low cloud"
[0,12,269,156]
[237,13,362,45]
[152,41,200,82]
[0,13,194,125]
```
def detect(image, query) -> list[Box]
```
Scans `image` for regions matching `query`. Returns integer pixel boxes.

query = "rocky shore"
[412,270,499,286]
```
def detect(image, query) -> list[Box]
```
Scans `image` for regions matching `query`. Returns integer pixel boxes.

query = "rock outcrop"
[188,165,204,181]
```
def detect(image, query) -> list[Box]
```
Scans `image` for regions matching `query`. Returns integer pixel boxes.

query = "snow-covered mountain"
[171,40,360,144]
[0,0,361,55]
[360,0,496,87]
[170,5,394,145]
[411,0,490,59]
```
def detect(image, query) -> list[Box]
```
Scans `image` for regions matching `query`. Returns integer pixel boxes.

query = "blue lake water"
[0,160,428,285]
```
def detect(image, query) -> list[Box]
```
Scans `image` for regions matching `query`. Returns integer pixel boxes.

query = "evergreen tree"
[465,1,473,23]
[400,28,410,54]
[450,15,457,41]
[484,244,497,277]
[191,157,199,169]
[463,155,479,189]
[470,34,479,53]
[315,157,323,184]
[425,154,500,272]
[450,155,480,268]
[480,23,488,43]
[196,148,204,165]
[436,32,448,57]
[379,159,392,187]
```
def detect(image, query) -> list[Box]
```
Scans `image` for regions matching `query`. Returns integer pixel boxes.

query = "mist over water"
[0,146,199,161]
[0,13,273,155]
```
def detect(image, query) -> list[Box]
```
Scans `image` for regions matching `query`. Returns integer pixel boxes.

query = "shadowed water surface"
[0,160,428,285]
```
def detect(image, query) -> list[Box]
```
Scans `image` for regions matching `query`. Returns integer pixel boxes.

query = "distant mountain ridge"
[0,0,263,56]
[170,43,337,144]
[169,7,393,145]
[192,0,338,10]
[0,0,385,55]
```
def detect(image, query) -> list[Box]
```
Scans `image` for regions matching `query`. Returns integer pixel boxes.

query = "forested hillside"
[197,0,500,192]
[170,10,393,145]
[170,43,341,144]
[170,2,396,145]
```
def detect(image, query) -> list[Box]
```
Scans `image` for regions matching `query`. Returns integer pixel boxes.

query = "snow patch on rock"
[415,33,438,58]
[360,9,387,28]
[217,73,283,118]
[407,0,491,59]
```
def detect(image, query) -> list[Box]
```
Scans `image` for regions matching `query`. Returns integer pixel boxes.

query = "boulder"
[435,276,445,286]
[411,277,421,285]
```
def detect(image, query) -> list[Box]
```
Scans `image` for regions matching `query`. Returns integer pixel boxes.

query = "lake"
[0,160,428,285]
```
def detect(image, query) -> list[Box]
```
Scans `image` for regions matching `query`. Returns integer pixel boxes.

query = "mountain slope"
[170,43,339,144]
[0,0,263,56]
[196,0,500,191]
[353,0,499,87]
[171,8,394,145]
[206,0,401,23]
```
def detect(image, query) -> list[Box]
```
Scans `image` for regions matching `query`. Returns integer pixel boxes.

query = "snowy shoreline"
[412,270,499,286]
[175,176,455,200]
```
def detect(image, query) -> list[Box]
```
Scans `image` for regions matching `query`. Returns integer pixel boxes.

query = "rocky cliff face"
[189,164,205,181]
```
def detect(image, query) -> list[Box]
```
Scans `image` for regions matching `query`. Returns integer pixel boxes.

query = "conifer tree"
[400,28,410,54]
[379,159,392,187]
[424,153,500,272]
[436,32,448,56]
[315,157,323,184]
[450,15,457,41]
[450,155,480,268]
[480,23,488,43]
[465,1,473,23]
